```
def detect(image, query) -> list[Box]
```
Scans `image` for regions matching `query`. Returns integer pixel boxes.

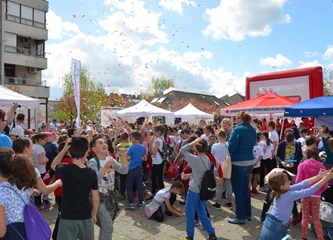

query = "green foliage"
[53,67,109,122]
[141,76,174,99]
[324,67,333,96]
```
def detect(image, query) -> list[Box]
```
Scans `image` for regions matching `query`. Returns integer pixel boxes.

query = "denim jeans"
[185,190,215,237]
[259,213,289,240]
[230,164,253,219]
[126,167,144,204]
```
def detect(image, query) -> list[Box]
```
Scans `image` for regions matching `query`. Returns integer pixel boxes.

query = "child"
[52,142,72,240]
[87,136,128,239]
[180,137,217,240]
[51,137,99,240]
[116,132,132,199]
[0,150,38,239]
[150,125,166,197]
[259,168,333,240]
[296,146,328,240]
[259,131,274,188]
[125,131,146,210]
[32,133,49,209]
[211,130,232,209]
[251,135,264,195]
[145,181,185,222]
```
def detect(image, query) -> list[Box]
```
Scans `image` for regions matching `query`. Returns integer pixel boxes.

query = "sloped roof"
[156,88,227,108]
[220,92,245,106]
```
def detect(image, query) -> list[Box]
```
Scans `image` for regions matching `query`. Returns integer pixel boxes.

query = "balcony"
[4,17,48,40]
[4,45,47,69]
[4,77,50,99]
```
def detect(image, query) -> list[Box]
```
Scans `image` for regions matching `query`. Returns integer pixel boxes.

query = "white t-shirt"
[260,140,273,160]
[98,158,115,193]
[10,124,24,137]
[33,144,47,174]
[211,142,228,166]
[144,186,171,218]
[269,130,279,155]
[253,145,264,168]
[297,137,306,147]
[153,137,164,165]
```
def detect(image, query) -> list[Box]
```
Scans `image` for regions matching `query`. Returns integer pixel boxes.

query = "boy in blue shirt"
[125,131,146,210]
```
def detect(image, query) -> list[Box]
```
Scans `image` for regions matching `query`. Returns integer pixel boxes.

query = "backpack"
[1,186,51,240]
[198,156,216,201]
[158,137,175,162]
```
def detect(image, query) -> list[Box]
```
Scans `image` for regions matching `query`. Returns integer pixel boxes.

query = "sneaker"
[137,202,144,208]
[207,235,217,240]
[212,203,221,209]
[194,220,200,226]
[38,204,50,211]
[225,202,233,208]
[179,200,186,205]
[250,192,255,197]
[126,204,135,210]
[184,237,193,240]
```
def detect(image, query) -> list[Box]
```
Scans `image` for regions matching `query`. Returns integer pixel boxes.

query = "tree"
[53,67,109,123]
[324,67,333,96]
[141,77,174,99]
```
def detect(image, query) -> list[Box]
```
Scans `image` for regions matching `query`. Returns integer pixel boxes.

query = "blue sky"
[44,0,333,100]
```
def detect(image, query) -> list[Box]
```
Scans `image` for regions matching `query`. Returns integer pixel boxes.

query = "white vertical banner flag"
[71,58,81,129]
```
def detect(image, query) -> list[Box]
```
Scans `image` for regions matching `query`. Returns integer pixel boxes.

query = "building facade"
[0,0,49,129]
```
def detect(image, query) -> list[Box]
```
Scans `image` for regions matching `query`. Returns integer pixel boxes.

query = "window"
[5,64,15,77]
[4,32,17,47]
[34,9,45,23]
[7,2,20,17]
[21,5,33,25]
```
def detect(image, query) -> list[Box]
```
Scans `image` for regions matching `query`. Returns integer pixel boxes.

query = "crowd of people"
[1,103,333,240]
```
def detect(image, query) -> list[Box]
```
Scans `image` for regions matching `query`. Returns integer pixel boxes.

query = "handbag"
[222,145,232,179]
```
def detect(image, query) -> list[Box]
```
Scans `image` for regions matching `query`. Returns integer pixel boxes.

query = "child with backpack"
[180,137,217,240]
[259,168,333,240]
[51,137,99,240]
[144,181,184,222]
[1,148,54,240]
[87,136,129,239]
[296,146,328,240]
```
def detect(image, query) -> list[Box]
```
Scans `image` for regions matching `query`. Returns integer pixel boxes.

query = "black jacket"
[276,140,303,174]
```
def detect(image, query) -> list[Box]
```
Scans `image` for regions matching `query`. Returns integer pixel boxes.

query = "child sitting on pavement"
[145,181,185,222]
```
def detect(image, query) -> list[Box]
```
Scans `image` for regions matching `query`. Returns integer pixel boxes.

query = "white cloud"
[324,46,333,60]
[158,0,196,15]
[304,51,319,58]
[260,54,292,67]
[203,0,291,41]
[46,11,80,40]
[299,60,322,68]
[45,2,242,99]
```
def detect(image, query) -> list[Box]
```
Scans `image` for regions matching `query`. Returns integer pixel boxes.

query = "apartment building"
[0,0,49,129]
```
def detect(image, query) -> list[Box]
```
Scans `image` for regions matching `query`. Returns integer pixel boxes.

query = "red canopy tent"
[221,93,298,118]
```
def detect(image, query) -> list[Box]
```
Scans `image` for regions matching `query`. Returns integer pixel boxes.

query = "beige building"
[0,0,49,129]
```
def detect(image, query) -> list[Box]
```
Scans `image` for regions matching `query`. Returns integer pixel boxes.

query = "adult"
[221,118,233,141]
[9,114,25,137]
[0,110,12,148]
[227,111,257,225]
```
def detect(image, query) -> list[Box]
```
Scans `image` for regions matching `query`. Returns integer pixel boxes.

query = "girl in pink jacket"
[296,146,328,240]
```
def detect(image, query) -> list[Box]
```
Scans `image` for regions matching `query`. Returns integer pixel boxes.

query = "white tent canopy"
[0,85,39,108]
[174,103,214,123]
[117,100,174,124]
